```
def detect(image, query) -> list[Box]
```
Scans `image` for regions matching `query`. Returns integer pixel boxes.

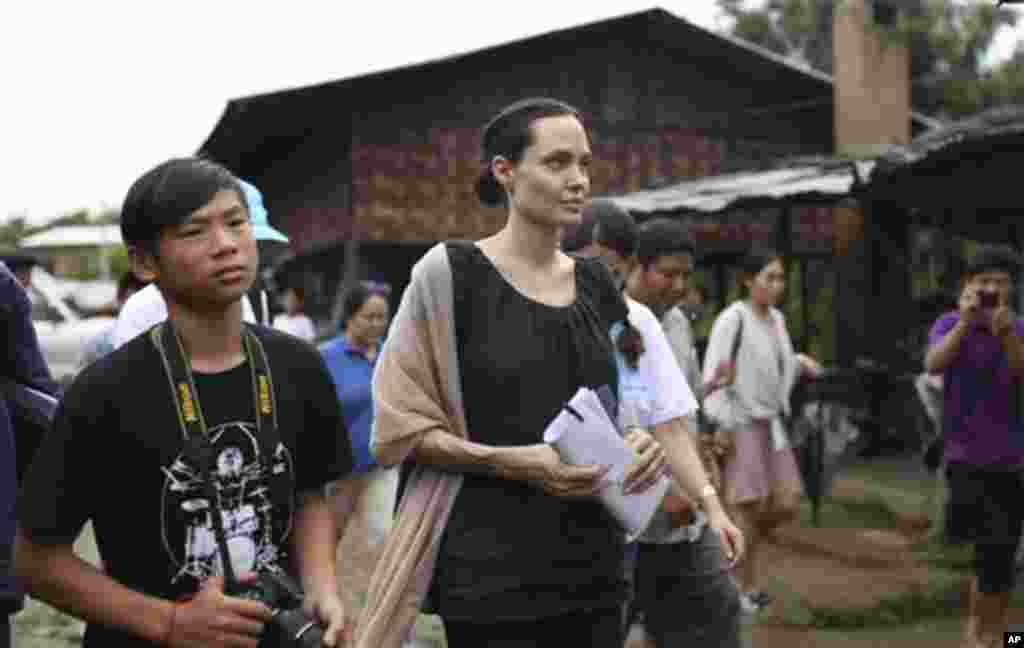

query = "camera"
[979,290,999,309]
[233,571,324,648]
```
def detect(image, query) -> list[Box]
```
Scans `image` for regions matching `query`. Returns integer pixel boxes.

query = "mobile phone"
[979,291,998,309]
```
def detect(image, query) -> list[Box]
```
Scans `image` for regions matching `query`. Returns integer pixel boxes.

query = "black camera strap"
[150,321,280,595]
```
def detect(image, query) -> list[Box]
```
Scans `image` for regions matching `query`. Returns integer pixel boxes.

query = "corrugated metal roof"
[604,160,872,215]
[874,105,1024,172]
[866,105,1024,214]
[19,225,123,249]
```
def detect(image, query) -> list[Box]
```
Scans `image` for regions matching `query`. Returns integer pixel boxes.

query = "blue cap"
[238,179,289,243]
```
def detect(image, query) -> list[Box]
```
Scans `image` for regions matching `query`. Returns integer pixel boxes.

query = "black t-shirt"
[18,325,353,648]
[429,243,629,621]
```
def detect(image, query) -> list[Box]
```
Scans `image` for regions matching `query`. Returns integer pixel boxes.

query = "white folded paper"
[542,386,670,542]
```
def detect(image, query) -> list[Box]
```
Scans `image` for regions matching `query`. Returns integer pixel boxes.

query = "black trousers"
[0,615,10,648]
[945,462,1024,593]
[442,606,623,648]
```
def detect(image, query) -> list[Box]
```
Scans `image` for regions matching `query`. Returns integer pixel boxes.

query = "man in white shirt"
[111,179,288,349]
[566,201,742,648]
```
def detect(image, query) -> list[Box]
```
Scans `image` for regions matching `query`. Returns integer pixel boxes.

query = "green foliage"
[0,216,30,251]
[694,255,836,366]
[980,44,1024,105]
[0,206,120,252]
[106,245,130,278]
[720,0,834,69]
[716,0,1022,119]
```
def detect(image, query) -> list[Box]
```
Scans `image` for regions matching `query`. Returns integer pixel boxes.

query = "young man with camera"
[925,246,1024,647]
[15,158,356,648]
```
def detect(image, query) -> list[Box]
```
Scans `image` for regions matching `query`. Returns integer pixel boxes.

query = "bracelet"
[699,483,717,501]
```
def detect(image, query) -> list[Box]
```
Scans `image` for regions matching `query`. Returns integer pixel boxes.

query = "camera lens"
[271,608,324,648]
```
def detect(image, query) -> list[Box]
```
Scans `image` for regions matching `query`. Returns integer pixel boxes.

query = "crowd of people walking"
[0,95,1020,648]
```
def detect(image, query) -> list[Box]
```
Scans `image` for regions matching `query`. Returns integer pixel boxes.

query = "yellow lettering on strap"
[258,375,272,415]
[178,383,197,423]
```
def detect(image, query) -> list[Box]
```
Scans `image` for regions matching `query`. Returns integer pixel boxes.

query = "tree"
[0,216,30,251]
[719,0,834,70]
[980,43,1024,106]
[716,0,1020,119]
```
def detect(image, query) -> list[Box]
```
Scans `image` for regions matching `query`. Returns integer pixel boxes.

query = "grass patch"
[806,579,961,629]
[412,615,446,646]
[814,616,963,643]
[839,459,936,514]
[801,567,1024,630]
[910,535,975,572]
[798,493,901,530]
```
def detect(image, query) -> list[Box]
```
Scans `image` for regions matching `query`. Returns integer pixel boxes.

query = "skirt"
[722,419,804,505]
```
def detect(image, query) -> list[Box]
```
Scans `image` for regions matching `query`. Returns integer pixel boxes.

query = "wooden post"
[833,199,868,367]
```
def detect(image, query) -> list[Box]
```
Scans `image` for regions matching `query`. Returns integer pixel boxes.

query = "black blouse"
[429,241,629,621]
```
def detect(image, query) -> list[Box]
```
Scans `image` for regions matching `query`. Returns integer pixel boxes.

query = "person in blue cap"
[109,178,290,349]
[239,179,290,328]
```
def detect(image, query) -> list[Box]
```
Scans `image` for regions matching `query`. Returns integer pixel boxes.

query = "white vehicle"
[27,267,115,384]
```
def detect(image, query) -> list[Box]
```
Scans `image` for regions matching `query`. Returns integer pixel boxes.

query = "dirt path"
[751,625,960,647]
[4,469,995,647]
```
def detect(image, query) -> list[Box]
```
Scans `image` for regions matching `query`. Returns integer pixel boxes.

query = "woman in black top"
[404,98,666,647]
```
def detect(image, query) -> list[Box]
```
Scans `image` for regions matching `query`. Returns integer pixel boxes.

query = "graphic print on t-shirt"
[160,421,294,588]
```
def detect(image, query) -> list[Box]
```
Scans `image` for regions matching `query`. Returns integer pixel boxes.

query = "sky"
[3,1,1022,225]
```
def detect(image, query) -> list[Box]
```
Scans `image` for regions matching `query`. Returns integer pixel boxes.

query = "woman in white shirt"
[272,284,316,342]
[702,248,822,613]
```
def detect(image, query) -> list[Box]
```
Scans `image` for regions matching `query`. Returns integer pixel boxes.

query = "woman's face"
[282,288,302,315]
[746,259,786,307]
[347,294,390,346]
[494,114,592,230]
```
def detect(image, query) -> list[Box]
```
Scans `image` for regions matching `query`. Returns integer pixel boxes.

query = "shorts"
[442,606,623,648]
[635,528,742,647]
[722,419,804,505]
[944,462,1024,593]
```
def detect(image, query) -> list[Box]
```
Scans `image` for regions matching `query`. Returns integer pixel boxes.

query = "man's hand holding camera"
[958,286,983,327]
[988,293,1024,376]
[165,576,272,648]
[990,299,1016,340]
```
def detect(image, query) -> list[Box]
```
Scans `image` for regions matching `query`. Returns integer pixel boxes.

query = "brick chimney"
[833,0,911,157]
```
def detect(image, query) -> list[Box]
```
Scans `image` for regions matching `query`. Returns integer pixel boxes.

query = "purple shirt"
[929,311,1024,466]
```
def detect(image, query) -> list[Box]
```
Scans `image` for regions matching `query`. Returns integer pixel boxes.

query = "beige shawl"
[353,243,467,648]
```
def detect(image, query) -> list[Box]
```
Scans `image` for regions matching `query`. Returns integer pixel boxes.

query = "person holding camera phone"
[925,245,1024,647]
[14,158,357,648]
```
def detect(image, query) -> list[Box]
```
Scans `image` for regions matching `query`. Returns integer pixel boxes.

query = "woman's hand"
[712,361,736,389]
[706,506,745,567]
[302,589,350,647]
[622,428,668,495]
[796,353,824,379]
[506,445,611,498]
